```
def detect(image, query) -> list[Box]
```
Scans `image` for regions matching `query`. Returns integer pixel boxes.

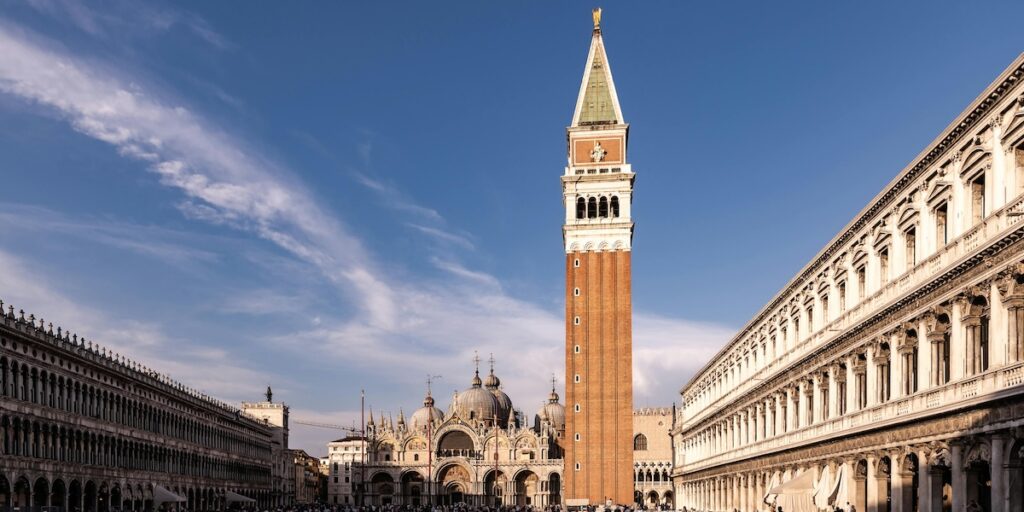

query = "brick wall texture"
[564,249,634,505]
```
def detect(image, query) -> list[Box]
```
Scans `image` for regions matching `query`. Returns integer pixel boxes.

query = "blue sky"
[0,1,1022,454]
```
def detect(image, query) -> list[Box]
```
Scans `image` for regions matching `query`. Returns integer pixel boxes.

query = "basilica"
[325,362,566,508]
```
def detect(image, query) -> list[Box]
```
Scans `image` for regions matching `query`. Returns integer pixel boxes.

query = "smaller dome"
[410,393,444,431]
[534,382,565,432]
[484,371,501,389]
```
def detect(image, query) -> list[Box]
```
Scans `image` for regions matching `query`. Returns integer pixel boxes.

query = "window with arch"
[587,197,597,219]
[599,196,608,218]
[611,196,620,217]
[633,433,648,451]
[576,198,586,220]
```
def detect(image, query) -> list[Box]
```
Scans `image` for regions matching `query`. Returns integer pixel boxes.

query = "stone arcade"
[672,54,1024,512]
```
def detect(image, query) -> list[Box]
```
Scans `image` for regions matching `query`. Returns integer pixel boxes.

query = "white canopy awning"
[153,486,186,504]
[225,491,256,504]
[766,471,817,512]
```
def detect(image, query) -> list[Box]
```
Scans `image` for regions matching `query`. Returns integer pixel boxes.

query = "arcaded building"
[633,408,676,509]
[0,301,275,511]
[326,363,565,508]
[672,55,1024,512]
[562,8,635,506]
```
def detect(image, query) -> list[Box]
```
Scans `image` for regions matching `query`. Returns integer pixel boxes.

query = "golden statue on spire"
[592,7,602,30]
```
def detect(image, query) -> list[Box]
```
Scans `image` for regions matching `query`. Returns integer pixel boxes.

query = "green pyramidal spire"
[572,12,623,127]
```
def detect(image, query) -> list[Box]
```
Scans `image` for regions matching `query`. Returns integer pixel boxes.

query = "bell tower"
[562,8,635,506]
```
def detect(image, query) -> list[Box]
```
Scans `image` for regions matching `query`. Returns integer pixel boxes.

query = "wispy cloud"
[352,171,444,222]
[409,223,476,251]
[24,0,232,49]
[0,203,221,269]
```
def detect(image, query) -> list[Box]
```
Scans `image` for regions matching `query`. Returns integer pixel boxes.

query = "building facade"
[562,8,635,506]
[0,302,275,511]
[241,389,292,507]
[289,449,321,504]
[633,408,675,509]
[672,54,1024,512]
[325,435,368,506]
[327,364,566,508]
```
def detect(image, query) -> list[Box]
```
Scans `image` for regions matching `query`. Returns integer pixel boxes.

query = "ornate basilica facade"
[672,54,1024,512]
[327,364,566,508]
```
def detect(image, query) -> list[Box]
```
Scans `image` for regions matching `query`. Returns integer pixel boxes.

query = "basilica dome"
[409,392,444,431]
[454,370,500,425]
[484,367,514,426]
[535,385,565,432]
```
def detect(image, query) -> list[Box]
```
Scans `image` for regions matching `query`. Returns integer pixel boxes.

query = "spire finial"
[592,7,602,31]
[551,374,557,393]
[489,353,495,374]
[473,350,481,376]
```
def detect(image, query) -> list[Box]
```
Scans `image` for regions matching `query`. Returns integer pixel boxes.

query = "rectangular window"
[821,386,829,420]
[856,373,867,409]
[806,306,814,333]
[905,227,916,269]
[838,282,846,313]
[574,374,581,383]
[856,266,866,300]
[935,203,948,247]
[574,345,581,354]
[879,247,890,285]
[879,362,890,403]
[837,380,847,415]
[821,296,829,324]
[971,174,986,224]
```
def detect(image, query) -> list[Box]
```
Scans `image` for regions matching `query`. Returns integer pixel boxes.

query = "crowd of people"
[219,503,665,512]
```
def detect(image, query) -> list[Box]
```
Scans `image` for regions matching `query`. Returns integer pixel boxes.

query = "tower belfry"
[562,8,634,506]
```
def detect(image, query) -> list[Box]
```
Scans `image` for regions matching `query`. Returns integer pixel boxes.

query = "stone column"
[812,375,822,424]
[753,405,761,443]
[991,434,1006,512]
[890,332,903,401]
[891,454,904,512]
[797,381,807,428]
[917,450,932,512]
[775,394,784,436]
[951,298,966,382]
[917,316,932,391]
[866,345,878,408]
[846,356,857,411]
[952,443,964,512]
[866,454,879,512]
[828,366,839,419]
[785,389,796,433]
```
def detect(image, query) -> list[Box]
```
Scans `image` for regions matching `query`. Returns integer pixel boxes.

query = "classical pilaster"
[846,355,857,412]
[991,434,1007,512]
[827,366,839,419]
[866,345,878,408]
[951,296,967,381]
[951,442,965,512]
